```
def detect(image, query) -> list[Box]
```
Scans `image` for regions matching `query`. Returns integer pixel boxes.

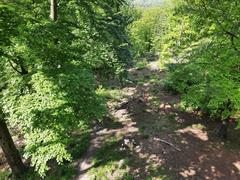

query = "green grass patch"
[12,132,91,180]
[88,137,131,179]
[135,60,149,70]
[147,165,170,180]
[97,87,127,101]
[68,132,91,159]
[149,97,161,109]
[166,114,177,121]
[191,123,206,130]
[0,170,11,180]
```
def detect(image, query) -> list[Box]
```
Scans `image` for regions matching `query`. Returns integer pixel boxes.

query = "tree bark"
[0,119,26,177]
[50,0,57,21]
[218,120,229,139]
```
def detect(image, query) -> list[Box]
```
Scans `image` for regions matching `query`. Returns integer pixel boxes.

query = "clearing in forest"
[75,61,240,180]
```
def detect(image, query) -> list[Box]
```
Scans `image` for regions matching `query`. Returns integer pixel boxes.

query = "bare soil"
[1,61,240,179]
[75,61,240,180]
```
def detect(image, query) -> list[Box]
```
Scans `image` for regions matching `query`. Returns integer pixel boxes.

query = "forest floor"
[74,60,240,180]
[0,60,240,180]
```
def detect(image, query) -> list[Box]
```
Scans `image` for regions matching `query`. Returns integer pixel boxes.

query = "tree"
[50,0,57,21]
[129,5,171,56]
[161,0,240,134]
[0,113,26,177]
[0,0,131,177]
[0,4,27,177]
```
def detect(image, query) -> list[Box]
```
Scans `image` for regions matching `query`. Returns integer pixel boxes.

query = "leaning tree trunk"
[0,119,26,177]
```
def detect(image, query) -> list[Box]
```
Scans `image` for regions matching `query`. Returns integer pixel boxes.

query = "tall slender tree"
[0,116,26,177]
[50,0,57,21]
[0,4,27,177]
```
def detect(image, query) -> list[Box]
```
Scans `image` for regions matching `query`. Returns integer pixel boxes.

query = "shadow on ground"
[75,62,240,180]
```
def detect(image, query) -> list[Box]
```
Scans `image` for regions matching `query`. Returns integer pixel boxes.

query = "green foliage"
[0,170,11,180]
[89,138,130,180]
[129,0,240,127]
[97,87,127,101]
[135,59,149,69]
[161,0,240,124]
[129,5,171,57]
[0,0,132,177]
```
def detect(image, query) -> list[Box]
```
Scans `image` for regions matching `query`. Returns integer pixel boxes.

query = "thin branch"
[200,0,240,53]
[8,61,23,75]
[8,60,28,75]
[153,137,181,152]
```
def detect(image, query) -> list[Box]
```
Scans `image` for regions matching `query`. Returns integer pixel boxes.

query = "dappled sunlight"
[174,115,185,123]
[160,103,173,110]
[198,154,208,163]
[76,60,240,179]
[180,168,196,177]
[123,87,137,96]
[179,138,189,145]
[125,61,240,179]
[1,0,240,179]
[114,109,129,118]
[177,126,209,141]
[179,165,224,179]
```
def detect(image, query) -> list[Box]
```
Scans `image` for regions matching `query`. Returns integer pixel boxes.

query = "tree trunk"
[218,120,229,139]
[0,120,26,177]
[50,0,57,21]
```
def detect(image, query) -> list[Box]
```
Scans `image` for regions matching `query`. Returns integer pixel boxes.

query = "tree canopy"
[0,0,132,176]
[161,0,240,123]
[0,0,240,178]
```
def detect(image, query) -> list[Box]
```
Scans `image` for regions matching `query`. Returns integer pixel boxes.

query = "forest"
[0,0,239,179]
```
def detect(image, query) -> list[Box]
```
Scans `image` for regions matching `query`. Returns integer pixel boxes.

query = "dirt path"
[75,61,240,180]
[75,82,139,180]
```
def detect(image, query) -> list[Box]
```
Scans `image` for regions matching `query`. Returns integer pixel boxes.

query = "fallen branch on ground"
[153,137,181,152]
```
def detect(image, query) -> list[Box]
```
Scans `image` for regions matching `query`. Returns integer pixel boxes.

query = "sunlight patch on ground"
[160,103,172,109]
[79,60,240,179]
[198,154,208,163]
[177,126,209,141]
[122,87,137,96]
[233,161,240,172]
[180,168,196,178]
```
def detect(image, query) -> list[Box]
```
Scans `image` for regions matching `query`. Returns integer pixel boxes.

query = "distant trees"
[133,0,164,7]
[129,6,170,56]
[0,0,131,177]
[130,0,240,135]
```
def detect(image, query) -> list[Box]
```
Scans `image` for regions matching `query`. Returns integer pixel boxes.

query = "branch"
[8,60,28,75]
[153,137,181,152]
[8,61,23,75]
[200,0,240,53]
